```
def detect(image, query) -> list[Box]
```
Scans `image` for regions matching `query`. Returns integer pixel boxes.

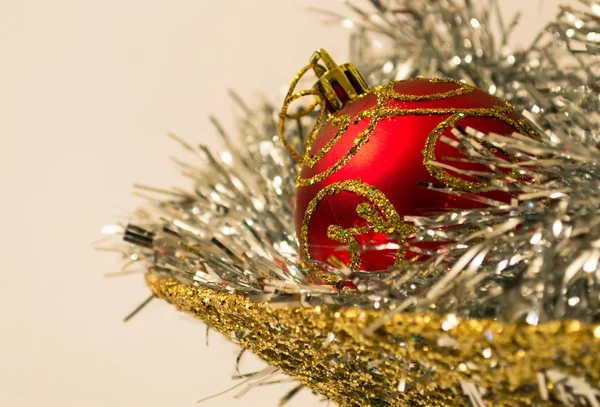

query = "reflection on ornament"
[300,179,415,275]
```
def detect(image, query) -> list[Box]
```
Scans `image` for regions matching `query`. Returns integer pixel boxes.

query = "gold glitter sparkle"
[147,274,600,407]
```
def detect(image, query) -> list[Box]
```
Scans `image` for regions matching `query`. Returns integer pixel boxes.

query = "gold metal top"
[310,49,369,113]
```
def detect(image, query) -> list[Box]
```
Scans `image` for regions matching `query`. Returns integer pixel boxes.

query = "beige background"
[0,1,559,406]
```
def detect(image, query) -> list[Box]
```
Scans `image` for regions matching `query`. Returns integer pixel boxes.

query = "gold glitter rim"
[147,274,600,407]
[300,180,417,271]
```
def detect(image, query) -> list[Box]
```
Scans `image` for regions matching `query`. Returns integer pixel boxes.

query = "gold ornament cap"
[310,49,369,113]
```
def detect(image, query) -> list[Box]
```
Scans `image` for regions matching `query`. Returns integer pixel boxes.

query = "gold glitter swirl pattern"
[298,116,379,186]
[300,79,474,170]
[420,106,537,190]
[301,180,416,271]
[296,78,539,189]
[147,274,600,407]
[326,202,397,269]
[302,115,352,168]
[378,77,474,102]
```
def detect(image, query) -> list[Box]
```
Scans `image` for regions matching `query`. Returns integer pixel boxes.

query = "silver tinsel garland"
[108,0,600,405]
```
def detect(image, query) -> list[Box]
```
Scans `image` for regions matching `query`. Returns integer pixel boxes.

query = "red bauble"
[294,77,536,273]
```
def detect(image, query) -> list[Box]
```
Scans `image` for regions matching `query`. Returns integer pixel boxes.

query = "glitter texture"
[147,274,600,407]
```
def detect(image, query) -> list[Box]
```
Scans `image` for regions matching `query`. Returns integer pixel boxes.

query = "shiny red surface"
[295,79,528,271]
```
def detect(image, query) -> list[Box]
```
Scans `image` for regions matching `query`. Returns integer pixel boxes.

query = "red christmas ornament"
[280,50,537,278]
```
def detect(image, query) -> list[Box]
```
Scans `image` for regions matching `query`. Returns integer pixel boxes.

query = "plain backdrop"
[0,1,560,406]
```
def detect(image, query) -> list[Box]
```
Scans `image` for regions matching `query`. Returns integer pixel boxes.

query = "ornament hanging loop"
[278,63,327,163]
[309,49,338,78]
[279,49,370,163]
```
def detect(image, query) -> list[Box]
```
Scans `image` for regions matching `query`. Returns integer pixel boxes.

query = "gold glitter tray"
[146,274,600,406]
